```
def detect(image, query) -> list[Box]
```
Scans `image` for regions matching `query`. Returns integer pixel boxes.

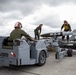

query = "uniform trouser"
[3,37,13,46]
[62,30,69,41]
[62,35,69,41]
[34,31,40,40]
[3,37,9,46]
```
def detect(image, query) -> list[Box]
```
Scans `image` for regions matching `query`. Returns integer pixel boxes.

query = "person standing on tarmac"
[34,24,43,40]
[61,20,71,41]
[9,22,34,41]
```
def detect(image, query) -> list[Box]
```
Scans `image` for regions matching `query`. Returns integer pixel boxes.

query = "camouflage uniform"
[34,26,42,40]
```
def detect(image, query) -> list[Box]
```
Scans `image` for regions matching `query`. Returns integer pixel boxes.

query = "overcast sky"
[0,0,76,37]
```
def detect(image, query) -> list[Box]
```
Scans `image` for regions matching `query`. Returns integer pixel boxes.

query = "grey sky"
[0,0,76,14]
[0,0,76,36]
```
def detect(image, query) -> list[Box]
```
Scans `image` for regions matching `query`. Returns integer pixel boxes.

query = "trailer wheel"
[67,49,73,57]
[55,52,59,59]
[38,51,46,66]
[55,53,58,59]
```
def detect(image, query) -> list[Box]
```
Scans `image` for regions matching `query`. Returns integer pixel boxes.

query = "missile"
[41,32,62,37]
[41,31,72,37]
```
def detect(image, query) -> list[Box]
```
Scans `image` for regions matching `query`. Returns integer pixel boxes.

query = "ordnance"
[41,31,76,59]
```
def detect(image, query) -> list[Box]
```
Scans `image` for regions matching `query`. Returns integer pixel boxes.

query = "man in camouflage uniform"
[34,24,43,40]
[9,22,33,41]
[61,20,71,41]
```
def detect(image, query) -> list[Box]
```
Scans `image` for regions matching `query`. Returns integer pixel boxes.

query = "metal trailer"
[41,30,76,59]
[48,32,70,59]
[58,30,76,57]
[0,37,49,67]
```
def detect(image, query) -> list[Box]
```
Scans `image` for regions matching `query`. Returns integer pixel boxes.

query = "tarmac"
[0,51,76,75]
